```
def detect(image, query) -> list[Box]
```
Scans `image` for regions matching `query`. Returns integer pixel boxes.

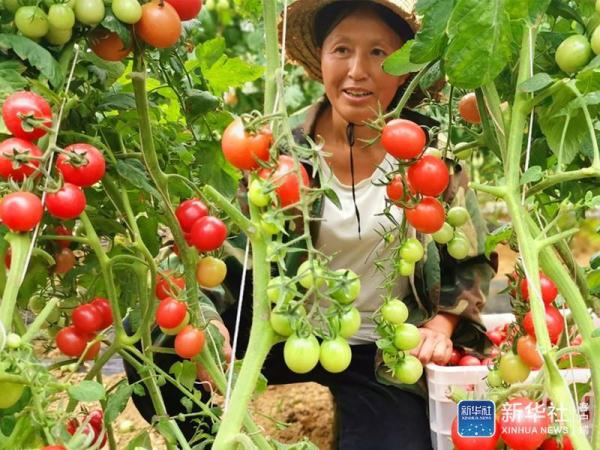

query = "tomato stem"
[0,233,31,331]
[20,296,60,344]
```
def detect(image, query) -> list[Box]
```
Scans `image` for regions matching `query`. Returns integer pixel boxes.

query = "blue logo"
[457,400,496,437]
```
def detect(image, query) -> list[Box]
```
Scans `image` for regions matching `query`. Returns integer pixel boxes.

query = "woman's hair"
[313,1,414,49]
[313,1,422,111]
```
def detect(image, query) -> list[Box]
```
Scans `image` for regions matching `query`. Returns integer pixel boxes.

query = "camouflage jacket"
[200,100,498,398]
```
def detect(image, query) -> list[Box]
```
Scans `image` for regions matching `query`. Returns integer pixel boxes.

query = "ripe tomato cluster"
[66,408,107,448]
[55,298,112,360]
[175,198,227,252]
[5,0,202,58]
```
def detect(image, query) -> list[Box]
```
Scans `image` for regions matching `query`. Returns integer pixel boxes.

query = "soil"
[49,231,600,449]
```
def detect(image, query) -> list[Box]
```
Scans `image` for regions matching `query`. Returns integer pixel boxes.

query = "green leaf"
[547,0,585,26]
[567,92,600,112]
[0,34,63,87]
[137,215,160,256]
[444,0,512,88]
[104,381,132,423]
[588,269,600,294]
[184,89,220,124]
[375,338,393,349]
[323,187,341,210]
[519,73,554,92]
[411,0,454,64]
[68,380,105,402]
[520,165,543,184]
[232,0,262,20]
[591,327,600,338]
[590,252,600,270]
[204,55,264,95]
[196,37,226,72]
[169,361,198,391]
[101,9,132,47]
[116,159,162,201]
[125,431,152,450]
[97,93,137,111]
[383,40,427,76]
[485,224,513,258]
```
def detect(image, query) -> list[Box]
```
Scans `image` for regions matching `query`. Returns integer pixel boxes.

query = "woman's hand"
[196,320,233,392]
[410,313,458,365]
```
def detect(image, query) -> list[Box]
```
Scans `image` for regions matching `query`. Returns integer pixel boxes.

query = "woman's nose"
[347,53,369,80]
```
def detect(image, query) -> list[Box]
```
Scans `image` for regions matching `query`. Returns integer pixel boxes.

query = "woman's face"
[319,9,407,125]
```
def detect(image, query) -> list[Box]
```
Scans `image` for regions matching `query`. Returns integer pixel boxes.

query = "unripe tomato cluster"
[55,297,112,360]
[376,298,424,384]
[6,0,202,58]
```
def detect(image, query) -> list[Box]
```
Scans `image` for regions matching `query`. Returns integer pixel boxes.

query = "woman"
[125,1,496,448]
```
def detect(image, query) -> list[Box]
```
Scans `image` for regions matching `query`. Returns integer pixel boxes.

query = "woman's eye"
[372,48,387,57]
[333,46,349,54]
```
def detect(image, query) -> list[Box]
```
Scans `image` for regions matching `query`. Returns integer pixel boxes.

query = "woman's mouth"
[342,89,373,98]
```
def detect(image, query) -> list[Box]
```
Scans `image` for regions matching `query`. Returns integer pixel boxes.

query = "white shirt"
[315,152,410,344]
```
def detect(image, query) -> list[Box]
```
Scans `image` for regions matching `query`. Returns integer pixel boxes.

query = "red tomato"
[90,297,113,329]
[155,273,185,299]
[88,409,107,447]
[175,198,209,233]
[458,93,481,124]
[0,192,43,232]
[523,305,564,345]
[520,273,558,305]
[135,0,181,48]
[480,357,493,366]
[499,397,550,450]
[156,297,188,329]
[46,183,86,220]
[406,155,449,197]
[174,325,205,359]
[458,355,481,366]
[405,197,445,234]
[451,416,500,450]
[2,91,52,140]
[221,118,272,170]
[259,155,309,207]
[386,174,405,203]
[55,248,76,274]
[56,143,106,187]
[486,329,505,346]
[89,28,131,61]
[42,446,67,450]
[54,225,72,249]
[381,119,426,160]
[189,216,227,252]
[447,347,463,366]
[517,335,543,369]
[67,418,79,434]
[541,435,574,450]
[56,326,98,359]
[0,138,42,180]
[72,304,103,334]
[165,0,202,20]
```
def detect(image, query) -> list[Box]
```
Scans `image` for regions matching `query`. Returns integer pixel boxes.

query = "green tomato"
[498,353,530,384]
[48,4,75,29]
[399,238,424,263]
[0,381,25,409]
[393,323,421,351]
[556,207,578,231]
[446,206,470,227]
[319,336,352,373]
[393,355,423,384]
[15,6,49,38]
[423,148,442,159]
[487,369,503,388]
[432,222,454,244]
[248,179,271,207]
[46,25,73,45]
[447,237,470,260]
[283,334,320,374]
[330,269,361,304]
[111,0,142,24]
[28,295,45,314]
[6,333,21,349]
[381,299,409,325]
[74,0,105,25]
[592,26,600,55]
[336,307,361,339]
[397,259,415,277]
[267,276,294,303]
[260,219,280,235]
[4,0,19,13]
[270,308,294,336]
[555,34,593,73]
[382,350,397,367]
[296,260,326,290]
[159,311,189,336]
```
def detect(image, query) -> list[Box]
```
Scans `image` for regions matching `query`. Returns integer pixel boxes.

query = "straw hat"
[280,0,419,81]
